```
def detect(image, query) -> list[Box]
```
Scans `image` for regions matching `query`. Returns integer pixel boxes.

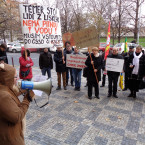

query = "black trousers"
[124,72,129,89]
[66,68,74,84]
[108,75,119,95]
[102,74,106,86]
[88,81,99,97]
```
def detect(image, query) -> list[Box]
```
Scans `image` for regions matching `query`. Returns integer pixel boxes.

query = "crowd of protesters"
[0,40,145,144]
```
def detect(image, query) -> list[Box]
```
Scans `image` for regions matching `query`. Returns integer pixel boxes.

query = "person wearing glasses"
[0,63,35,145]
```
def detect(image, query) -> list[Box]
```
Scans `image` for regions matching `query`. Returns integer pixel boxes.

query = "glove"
[26,64,30,67]
[24,90,35,102]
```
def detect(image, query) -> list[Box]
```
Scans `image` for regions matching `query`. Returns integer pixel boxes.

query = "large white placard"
[66,54,87,69]
[106,58,124,72]
[19,4,62,48]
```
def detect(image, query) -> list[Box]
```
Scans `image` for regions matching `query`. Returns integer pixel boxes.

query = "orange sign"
[62,32,75,46]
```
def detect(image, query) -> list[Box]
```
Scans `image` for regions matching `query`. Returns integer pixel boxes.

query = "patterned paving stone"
[14,67,145,145]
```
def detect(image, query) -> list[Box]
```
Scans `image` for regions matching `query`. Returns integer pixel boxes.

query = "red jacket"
[19,56,34,80]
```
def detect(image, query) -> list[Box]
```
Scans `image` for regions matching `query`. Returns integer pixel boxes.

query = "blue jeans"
[72,69,82,88]
[41,67,51,78]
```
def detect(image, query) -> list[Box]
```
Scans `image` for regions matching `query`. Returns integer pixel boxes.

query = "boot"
[133,91,136,98]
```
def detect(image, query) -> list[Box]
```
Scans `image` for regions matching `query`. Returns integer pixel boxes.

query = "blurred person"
[19,49,33,81]
[122,46,135,91]
[54,46,67,90]
[39,48,53,79]
[0,43,8,64]
[64,41,74,86]
[128,45,145,98]
[72,47,82,91]
[85,47,103,99]
[107,47,123,98]
[0,63,35,145]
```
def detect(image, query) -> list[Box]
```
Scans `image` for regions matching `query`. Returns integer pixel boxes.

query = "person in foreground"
[128,45,145,98]
[0,63,35,145]
[85,47,103,100]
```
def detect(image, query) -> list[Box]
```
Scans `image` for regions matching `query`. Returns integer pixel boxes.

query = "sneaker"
[74,87,77,90]
[56,86,61,90]
[64,86,67,90]
[113,94,118,98]
[100,85,104,87]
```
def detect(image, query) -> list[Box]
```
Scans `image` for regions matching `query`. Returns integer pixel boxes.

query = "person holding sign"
[128,45,145,98]
[64,41,74,86]
[85,47,103,100]
[72,47,82,91]
[54,45,67,90]
[107,47,123,98]
[19,49,34,81]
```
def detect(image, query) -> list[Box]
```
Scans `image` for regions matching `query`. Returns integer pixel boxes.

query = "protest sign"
[62,32,75,46]
[72,26,99,49]
[106,58,124,72]
[19,4,62,48]
[66,54,87,69]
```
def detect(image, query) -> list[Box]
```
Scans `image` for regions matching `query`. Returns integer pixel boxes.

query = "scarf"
[94,53,99,57]
[132,51,143,75]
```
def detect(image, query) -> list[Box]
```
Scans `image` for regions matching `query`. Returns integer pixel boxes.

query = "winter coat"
[0,49,8,64]
[107,54,123,77]
[19,56,34,80]
[0,63,30,145]
[85,53,103,82]
[128,53,145,80]
[54,50,66,72]
[39,52,53,69]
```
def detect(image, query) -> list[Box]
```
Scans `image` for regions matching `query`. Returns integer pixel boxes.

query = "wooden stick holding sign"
[24,48,27,61]
[61,47,65,64]
[88,47,98,84]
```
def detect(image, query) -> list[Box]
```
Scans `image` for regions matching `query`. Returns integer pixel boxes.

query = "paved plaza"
[15,66,145,145]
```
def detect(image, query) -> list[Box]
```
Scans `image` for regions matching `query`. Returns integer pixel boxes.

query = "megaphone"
[17,79,52,96]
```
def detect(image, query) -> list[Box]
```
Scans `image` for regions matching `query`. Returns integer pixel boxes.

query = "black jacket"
[0,49,8,64]
[39,52,53,69]
[107,54,123,77]
[128,53,145,80]
[54,50,66,72]
[85,54,103,82]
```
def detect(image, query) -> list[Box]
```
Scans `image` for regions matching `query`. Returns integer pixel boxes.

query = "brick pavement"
[16,67,145,145]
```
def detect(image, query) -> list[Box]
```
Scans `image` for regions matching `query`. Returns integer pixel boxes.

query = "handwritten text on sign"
[66,54,87,69]
[19,4,62,48]
[106,58,124,72]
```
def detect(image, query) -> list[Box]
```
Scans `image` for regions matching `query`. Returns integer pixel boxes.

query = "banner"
[106,58,124,72]
[104,22,110,60]
[19,4,62,48]
[72,26,99,49]
[66,54,87,69]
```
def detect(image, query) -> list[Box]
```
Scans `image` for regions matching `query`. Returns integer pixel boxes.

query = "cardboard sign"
[19,4,62,48]
[106,58,124,72]
[66,54,87,69]
[72,26,99,49]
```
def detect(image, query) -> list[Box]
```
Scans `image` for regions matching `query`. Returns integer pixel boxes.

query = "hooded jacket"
[0,63,30,145]
[19,55,33,80]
